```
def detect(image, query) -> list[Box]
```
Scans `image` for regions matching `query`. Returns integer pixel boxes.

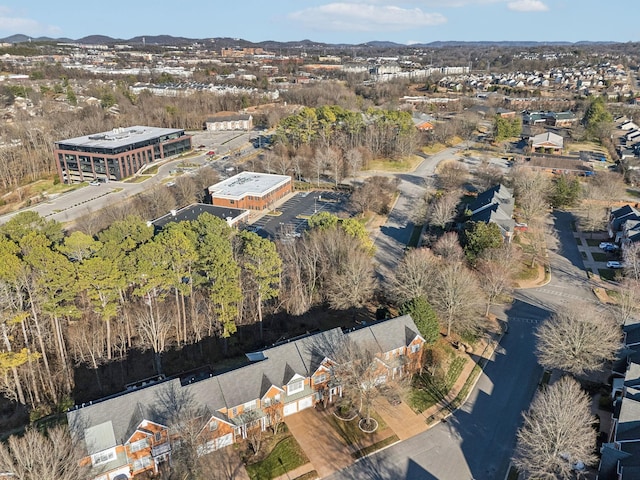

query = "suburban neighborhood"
[0,17,640,480]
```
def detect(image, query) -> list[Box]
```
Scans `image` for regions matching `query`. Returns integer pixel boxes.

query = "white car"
[599,242,615,249]
[89,180,101,186]
[607,261,624,269]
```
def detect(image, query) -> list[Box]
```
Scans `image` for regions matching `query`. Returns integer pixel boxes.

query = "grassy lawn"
[352,435,400,459]
[585,238,602,247]
[598,269,617,281]
[516,264,538,281]
[143,165,159,174]
[245,436,309,480]
[364,155,422,172]
[328,410,388,446]
[592,252,609,262]
[626,189,640,199]
[421,143,447,154]
[407,224,423,248]
[409,356,467,413]
[123,175,152,183]
[575,237,582,246]
[580,251,587,260]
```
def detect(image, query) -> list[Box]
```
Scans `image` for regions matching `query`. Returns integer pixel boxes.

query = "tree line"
[0,209,379,415]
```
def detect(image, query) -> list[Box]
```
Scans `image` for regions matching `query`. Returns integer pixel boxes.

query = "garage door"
[215,433,233,449]
[298,396,313,411]
[283,402,298,416]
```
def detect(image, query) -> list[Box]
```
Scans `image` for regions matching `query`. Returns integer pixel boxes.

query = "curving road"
[328,210,597,480]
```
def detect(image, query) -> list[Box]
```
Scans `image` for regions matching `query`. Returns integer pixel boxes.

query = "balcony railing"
[151,442,171,457]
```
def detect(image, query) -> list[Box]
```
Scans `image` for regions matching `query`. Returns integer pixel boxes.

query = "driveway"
[285,408,354,478]
[373,146,464,279]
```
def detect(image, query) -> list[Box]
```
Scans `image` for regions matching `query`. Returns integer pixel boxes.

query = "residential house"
[412,113,436,132]
[68,315,425,479]
[467,184,515,242]
[530,132,564,154]
[598,317,640,480]
[204,112,253,131]
[607,205,640,243]
[545,111,578,128]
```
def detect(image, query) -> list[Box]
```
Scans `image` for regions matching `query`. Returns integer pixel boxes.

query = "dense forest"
[0,209,377,417]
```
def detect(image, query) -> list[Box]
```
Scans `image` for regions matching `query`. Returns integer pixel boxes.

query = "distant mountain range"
[0,34,619,49]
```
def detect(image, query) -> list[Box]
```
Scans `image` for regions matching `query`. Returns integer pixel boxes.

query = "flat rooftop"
[151,203,249,230]
[56,126,185,149]
[209,172,291,199]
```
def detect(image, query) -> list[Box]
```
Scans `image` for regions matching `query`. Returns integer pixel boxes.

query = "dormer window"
[288,380,304,395]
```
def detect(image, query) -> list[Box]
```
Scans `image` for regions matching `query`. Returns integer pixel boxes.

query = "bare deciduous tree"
[623,242,640,281]
[430,260,484,337]
[535,305,621,376]
[135,307,173,375]
[513,376,597,480]
[427,192,459,230]
[474,159,504,191]
[0,426,89,480]
[477,244,519,315]
[435,160,468,190]
[615,278,640,326]
[511,167,551,222]
[390,248,439,303]
[432,231,465,262]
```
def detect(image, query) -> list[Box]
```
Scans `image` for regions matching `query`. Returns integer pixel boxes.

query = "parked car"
[603,244,619,252]
[600,242,616,250]
[89,180,101,186]
[607,261,624,269]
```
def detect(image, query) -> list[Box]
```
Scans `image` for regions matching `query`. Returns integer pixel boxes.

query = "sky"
[0,1,637,45]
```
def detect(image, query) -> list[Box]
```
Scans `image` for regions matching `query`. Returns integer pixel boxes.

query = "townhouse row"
[67,314,426,480]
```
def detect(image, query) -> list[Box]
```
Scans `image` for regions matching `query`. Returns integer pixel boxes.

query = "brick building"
[208,172,292,210]
[55,126,192,184]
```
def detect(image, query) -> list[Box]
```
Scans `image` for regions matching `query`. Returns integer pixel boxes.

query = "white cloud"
[507,0,549,12]
[0,7,61,36]
[288,3,446,32]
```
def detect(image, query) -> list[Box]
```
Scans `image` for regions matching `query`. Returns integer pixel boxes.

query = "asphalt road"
[373,146,464,279]
[328,210,597,480]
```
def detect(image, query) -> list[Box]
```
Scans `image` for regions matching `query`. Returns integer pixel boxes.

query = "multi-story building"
[208,171,292,210]
[67,315,425,480]
[204,112,253,131]
[55,126,192,183]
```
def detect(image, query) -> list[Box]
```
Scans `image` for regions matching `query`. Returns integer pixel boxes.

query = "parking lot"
[248,191,350,239]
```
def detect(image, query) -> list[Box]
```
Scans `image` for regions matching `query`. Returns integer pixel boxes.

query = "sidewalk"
[420,328,503,426]
[272,463,316,480]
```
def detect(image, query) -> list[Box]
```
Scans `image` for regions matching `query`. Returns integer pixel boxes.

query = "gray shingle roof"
[68,315,422,447]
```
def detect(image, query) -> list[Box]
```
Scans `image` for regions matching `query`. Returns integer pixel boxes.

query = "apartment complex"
[208,171,292,210]
[55,126,192,183]
[67,315,425,480]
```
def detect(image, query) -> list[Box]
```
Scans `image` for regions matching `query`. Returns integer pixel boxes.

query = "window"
[154,431,162,442]
[130,437,149,453]
[91,448,116,466]
[209,421,218,431]
[231,407,238,417]
[411,344,421,354]
[132,456,152,472]
[244,400,256,411]
[288,380,304,395]
[313,373,327,384]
